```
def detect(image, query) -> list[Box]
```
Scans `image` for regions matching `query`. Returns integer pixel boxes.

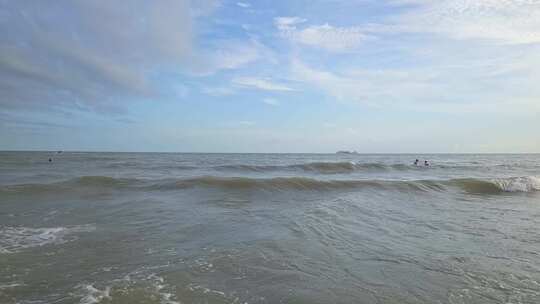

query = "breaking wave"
[451,176,540,194]
[167,176,540,194]
[1,175,538,196]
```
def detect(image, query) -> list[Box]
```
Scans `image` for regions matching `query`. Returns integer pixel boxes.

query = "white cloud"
[275,2,540,51]
[295,24,368,52]
[0,0,196,112]
[262,98,280,106]
[232,77,294,91]
[393,0,540,44]
[275,17,369,52]
[0,0,272,114]
[274,17,306,30]
[237,2,250,8]
[290,54,540,113]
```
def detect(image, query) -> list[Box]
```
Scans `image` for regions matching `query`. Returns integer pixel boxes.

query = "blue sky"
[1,0,539,152]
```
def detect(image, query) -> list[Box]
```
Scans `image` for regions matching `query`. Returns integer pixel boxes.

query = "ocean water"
[1,152,540,304]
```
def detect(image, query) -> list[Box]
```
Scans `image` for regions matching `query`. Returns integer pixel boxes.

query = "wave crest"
[214,161,412,174]
[2,176,538,195]
[0,176,140,195]
[169,176,540,194]
[449,176,540,194]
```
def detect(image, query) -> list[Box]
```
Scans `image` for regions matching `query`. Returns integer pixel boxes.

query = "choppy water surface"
[1,152,540,304]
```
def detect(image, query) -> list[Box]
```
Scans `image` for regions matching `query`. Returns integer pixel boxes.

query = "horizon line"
[1,150,539,155]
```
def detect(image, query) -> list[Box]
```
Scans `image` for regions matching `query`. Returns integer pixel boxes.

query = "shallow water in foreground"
[1,152,540,304]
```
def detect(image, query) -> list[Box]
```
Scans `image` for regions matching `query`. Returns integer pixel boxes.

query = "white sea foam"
[492,176,540,192]
[0,224,95,254]
[78,284,111,304]
[148,274,181,304]
[76,273,180,304]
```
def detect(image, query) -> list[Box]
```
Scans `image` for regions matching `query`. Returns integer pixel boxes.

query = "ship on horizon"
[336,150,359,154]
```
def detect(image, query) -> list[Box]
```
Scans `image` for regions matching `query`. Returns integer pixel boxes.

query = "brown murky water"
[1,152,540,303]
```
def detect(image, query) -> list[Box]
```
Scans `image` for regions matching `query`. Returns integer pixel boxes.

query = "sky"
[1,0,539,153]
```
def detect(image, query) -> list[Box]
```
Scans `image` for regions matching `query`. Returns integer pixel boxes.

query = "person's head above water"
[424,160,429,166]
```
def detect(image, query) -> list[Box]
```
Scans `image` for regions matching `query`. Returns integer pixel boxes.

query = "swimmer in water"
[424,160,429,166]
[414,159,419,166]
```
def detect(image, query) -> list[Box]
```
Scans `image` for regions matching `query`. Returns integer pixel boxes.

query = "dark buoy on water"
[49,158,52,162]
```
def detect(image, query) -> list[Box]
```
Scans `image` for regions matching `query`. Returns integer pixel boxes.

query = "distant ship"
[336,150,358,154]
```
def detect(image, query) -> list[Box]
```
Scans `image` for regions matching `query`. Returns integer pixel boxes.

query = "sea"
[1,152,540,304]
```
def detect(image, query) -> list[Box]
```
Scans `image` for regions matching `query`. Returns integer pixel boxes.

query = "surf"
[167,176,540,194]
[214,161,418,174]
[3,175,538,195]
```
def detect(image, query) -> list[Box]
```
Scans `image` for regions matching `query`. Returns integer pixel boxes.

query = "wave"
[0,176,142,195]
[71,176,139,187]
[209,161,538,174]
[74,160,540,174]
[1,175,538,196]
[451,176,540,194]
[159,176,540,194]
[106,162,197,170]
[214,161,412,174]
[213,161,524,173]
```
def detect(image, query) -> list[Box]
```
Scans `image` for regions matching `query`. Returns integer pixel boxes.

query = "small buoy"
[49,158,52,162]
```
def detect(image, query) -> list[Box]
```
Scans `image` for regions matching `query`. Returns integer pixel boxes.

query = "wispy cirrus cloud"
[3,0,540,152]
[291,49,540,114]
[274,17,307,30]
[232,77,294,91]
[237,2,251,8]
